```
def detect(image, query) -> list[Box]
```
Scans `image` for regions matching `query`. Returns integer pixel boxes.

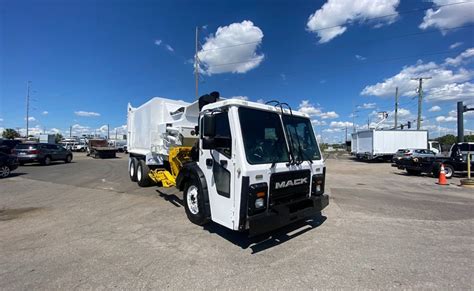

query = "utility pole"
[457,101,474,142]
[115,129,118,140]
[69,125,72,137]
[352,104,358,133]
[394,87,399,129]
[194,26,199,99]
[411,77,431,130]
[25,81,31,138]
[107,124,110,140]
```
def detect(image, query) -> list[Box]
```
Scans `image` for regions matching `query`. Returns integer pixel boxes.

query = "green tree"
[435,134,457,147]
[2,128,20,139]
[465,135,474,142]
[54,133,63,143]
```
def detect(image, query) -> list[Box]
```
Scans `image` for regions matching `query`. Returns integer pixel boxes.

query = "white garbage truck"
[127,92,328,236]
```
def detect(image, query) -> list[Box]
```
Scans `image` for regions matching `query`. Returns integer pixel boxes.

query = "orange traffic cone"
[438,164,448,185]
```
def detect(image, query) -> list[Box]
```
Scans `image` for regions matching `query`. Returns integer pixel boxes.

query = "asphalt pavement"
[0,152,472,289]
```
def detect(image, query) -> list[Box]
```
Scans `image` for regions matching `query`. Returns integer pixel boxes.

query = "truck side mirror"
[203,115,216,137]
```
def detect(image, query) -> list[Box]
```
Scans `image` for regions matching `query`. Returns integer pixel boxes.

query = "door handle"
[220,160,228,167]
[206,158,213,167]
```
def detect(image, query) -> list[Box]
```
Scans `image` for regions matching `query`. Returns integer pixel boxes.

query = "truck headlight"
[255,198,265,209]
[248,183,268,215]
[311,168,325,196]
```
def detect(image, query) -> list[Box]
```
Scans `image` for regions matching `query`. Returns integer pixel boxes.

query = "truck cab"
[127,95,328,236]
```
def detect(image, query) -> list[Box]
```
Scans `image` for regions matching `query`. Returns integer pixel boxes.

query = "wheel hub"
[1,166,10,178]
[187,185,199,215]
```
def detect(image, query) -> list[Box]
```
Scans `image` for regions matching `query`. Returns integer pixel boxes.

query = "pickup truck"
[393,142,474,178]
[87,139,117,159]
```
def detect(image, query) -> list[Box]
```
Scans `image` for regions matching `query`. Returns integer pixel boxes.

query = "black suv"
[14,143,73,165]
[0,138,22,155]
[0,152,19,178]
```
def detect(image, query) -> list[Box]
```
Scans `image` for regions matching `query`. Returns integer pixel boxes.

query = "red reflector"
[29,150,39,154]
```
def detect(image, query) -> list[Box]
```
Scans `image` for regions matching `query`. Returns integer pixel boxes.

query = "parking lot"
[1,152,473,289]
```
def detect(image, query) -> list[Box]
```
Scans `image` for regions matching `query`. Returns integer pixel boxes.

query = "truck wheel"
[129,158,138,182]
[136,160,152,187]
[444,164,454,179]
[183,175,209,226]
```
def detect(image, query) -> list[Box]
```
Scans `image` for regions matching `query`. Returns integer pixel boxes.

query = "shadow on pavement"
[203,214,327,254]
[3,172,27,178]
[156,189,184,208]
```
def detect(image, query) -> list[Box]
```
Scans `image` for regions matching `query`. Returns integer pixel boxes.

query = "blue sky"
[1,0,473,142]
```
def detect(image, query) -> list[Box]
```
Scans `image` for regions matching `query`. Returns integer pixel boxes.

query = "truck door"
[200,111,235,229]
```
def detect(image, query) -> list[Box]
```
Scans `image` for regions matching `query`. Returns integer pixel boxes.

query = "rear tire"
[444,164,454,179]
[136,160,153,187]
[0,165,10,178]
[183,175,209,226]
[129,157,138,182]
[65,155,72,163]
[41,156,51,166]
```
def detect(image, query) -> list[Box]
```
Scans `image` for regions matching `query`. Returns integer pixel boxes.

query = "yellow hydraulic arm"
[148,147,192,187]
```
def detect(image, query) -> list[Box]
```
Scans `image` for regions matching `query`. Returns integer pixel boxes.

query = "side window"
[214,112,232,158]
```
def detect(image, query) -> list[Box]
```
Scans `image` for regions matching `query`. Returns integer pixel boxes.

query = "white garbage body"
[127,97,200,165]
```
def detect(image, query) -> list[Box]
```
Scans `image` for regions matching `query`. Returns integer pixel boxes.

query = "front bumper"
[248,194,329,237]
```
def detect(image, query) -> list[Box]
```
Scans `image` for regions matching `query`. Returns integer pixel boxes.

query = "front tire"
[65,155,72,163]
[183,175,209,226]
[136,160,152,187]
[0,165,10,178]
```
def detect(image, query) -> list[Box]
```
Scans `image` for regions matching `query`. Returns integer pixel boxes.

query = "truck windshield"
[239,107,290,165]
[282,115,321,162]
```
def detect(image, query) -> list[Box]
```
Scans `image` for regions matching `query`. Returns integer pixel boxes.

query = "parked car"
[392,148,436,162]
[0,152,19,178]
[0,138,22,154]
[13,143,73,165]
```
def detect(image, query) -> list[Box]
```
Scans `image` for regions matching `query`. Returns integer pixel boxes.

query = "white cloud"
[449,42,463,49]
[74,111,100,117]
[425,82,474,102]
[298,100,339,120]
[320,111,339,119]
[0,118,3,122]
[298,100,321,116]
[419,0,474,32]
[154,39,162,46]
[436,115,457,123]
[358,103,376,109]
[256,98,265,104]
[444,48,474,66]
[197,20,264,75]
[165,44,174,52]
[306,0,400,43]
[361,48,474,103]
[311,119,327,126]
[25,116,36,122]
[355,54,366,61]
[330,121,353,128]
[428,105,441,112]
[42,111,48,115]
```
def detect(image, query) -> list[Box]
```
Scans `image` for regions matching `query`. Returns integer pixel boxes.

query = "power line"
[309,1,474,32]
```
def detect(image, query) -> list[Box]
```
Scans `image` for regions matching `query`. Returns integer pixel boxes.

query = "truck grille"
[269,170,311,205]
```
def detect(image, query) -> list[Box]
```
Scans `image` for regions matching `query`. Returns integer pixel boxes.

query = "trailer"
[351,130,429,161]
[87,139,117,158]
[393,142,474,178]
[127,92,328,236]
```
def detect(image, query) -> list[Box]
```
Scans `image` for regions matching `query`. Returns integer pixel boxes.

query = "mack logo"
[275,178,308,189]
